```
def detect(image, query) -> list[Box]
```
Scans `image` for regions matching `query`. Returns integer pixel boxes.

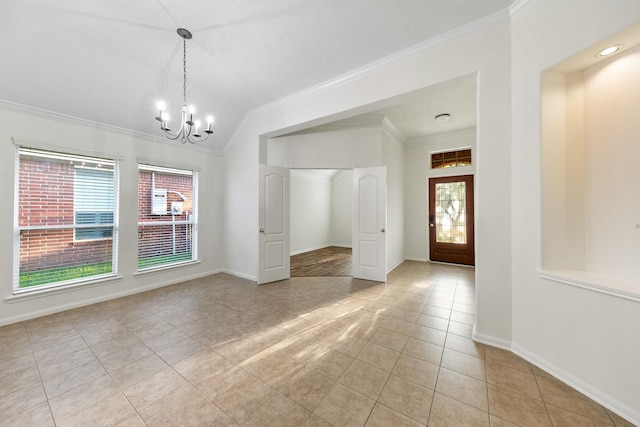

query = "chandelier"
[155,28,213,144]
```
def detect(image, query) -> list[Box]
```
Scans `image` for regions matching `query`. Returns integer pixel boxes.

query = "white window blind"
[74,167,115,240]
[137,163,198,270]
[14,147,118,292]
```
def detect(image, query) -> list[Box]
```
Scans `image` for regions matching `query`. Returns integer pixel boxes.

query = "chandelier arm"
[160,110,188,140]
[185,131,210,144]
[163,129,185,141]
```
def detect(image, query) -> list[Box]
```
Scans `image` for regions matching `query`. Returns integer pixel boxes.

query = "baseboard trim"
[472,326,639,425]
[472,325,512,350]
[0,268,223,327]
[290,244,352,256]
[290,245,331,256]
[511,343,640,426]
[387,258,406,274]
[220,269,257,282]
[404,256,428,262]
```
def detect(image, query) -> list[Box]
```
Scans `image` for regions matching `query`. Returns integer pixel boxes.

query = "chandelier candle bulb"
[155,101,166,122]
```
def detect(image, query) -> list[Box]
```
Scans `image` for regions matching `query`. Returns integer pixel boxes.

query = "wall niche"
[540,36,640,299]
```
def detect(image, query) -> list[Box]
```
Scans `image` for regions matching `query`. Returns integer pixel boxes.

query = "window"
[15,147,118,291]
[137,164,198,270]
[431,149,472,169]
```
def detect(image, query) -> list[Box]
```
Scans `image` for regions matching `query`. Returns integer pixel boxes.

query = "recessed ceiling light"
[597,45,622,57]
[435,113,451,122]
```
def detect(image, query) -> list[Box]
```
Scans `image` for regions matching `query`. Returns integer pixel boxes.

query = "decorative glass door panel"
[435,181,467,244]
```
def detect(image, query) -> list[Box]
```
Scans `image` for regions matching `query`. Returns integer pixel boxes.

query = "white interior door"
[258,165,290,284]
[352,166,387,282]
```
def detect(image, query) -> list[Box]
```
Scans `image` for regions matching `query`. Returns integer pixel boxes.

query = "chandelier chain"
[183,38,187,104]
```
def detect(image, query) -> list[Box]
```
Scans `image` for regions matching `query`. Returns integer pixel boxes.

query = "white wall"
[511,0,640,422]
[0,106,223,326]
[289,170,332,254]
[541,71,587,271]
[382,131,405,270]
[224,15,513,343]
[330,170,353,247]
[583,45,640,281]
[267,127,382,169]
[289,169,354,255]
[404,128,476,261]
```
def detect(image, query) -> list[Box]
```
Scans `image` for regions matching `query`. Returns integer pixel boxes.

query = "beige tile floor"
[0,261,634,426]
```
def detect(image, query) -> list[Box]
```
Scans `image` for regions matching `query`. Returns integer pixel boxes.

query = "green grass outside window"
[19,253,193,288]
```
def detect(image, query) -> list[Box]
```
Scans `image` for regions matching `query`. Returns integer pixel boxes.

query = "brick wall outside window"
[137,171,194,262]
[18,159,112,274]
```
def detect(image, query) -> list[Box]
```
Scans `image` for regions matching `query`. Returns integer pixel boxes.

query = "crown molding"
[222,7,511,155]
[509,0,535,17]
[381,117,406,144]
[316,113,387,129]
[0,99,222,156]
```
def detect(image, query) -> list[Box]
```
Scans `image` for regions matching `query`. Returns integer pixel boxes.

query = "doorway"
[288,169,351,277]
[259,165,387,284]
[428,175,475,265]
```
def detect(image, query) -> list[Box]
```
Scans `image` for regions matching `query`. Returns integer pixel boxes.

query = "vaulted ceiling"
[1,0,515,151]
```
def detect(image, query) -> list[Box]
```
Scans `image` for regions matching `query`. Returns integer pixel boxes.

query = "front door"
[428,175,474,265]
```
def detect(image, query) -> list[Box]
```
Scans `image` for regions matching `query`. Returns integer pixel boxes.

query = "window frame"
[430,148,472,170]
[13,146,120,294]
[136,163,198,272]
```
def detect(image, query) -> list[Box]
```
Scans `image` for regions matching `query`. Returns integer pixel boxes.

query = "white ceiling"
[355,73,477,141]
[1,0,514,151]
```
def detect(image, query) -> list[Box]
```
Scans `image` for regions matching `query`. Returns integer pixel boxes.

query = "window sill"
[134,260,201,276]
[538,269,640,303]
[6,275,124,303]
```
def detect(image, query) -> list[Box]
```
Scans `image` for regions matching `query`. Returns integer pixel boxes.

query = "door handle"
[380,228,385,233]
[429,223,434,228]
[259,228,264,233]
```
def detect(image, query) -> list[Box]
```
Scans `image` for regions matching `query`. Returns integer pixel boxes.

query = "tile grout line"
[424,269,450,427]
[23,323,57,427]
